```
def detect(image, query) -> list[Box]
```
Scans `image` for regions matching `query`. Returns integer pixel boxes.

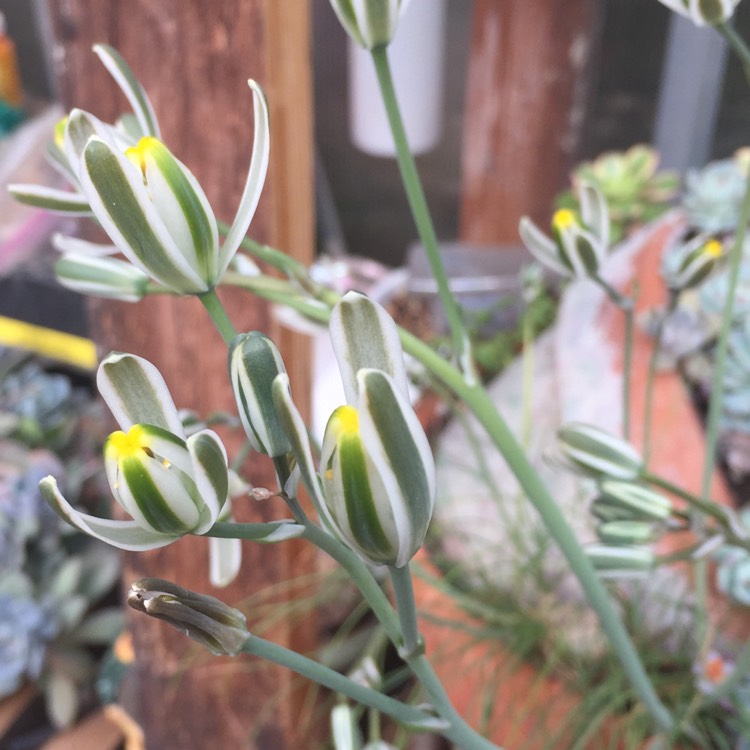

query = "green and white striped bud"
[320,368,435,568]
[229,332,292,457]
[585,544,654,579]
[664,235,723,292]
[329,0,411,49]
[519,182,609,279]
[596,520,662,546]
[597,480,673,521]
[128,578,249,656]
[656,0,740,26]
[55,253,149,302]
[557,423,643,480]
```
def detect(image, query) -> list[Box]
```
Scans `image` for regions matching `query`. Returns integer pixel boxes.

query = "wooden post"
[459,0,601,245]
[47,2,315,748]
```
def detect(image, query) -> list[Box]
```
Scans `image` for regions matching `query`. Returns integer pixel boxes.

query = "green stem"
[595,276,634,440]
[198,288,237,345]
[718,22,750,84]
[221,271,673,733]
[370,46,472,375]
[241,635,435,729]
[389,564,420,658]
[643,294,677,467]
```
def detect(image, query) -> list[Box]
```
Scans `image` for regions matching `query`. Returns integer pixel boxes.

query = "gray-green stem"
[241,634,436,729]
[389,564,420,658]
[198,288,237,345]
[220,272,674,733]
[370,45,472,376]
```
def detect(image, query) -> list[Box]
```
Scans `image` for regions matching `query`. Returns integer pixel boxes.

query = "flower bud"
[585,544,654,579]
[596,520,662,546]
[557,423,643,480]
[597,480,673,521]
[329,0,410,49]
[128,578,249,655]
[520,182,609,279]
[55,254,149,302]
[656,0,740,26]
[663,235,723,292]
[229,332,292,457]
[320,369,435,568]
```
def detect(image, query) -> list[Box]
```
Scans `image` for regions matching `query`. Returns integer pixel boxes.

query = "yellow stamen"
[703,239,722,258]
[125,136,161,177]
[54,116,68,151]
[107,424,148,459]
[552,209,577,232]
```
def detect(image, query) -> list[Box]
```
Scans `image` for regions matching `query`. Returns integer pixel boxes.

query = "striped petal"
[558,423,643,480]
[578,181,609,249]
[6,184,91,214]
[217,80,270,278]
[53,234,119,257]
[93,44,160,138]
[97,352,185,435]
[329,291,409,404]
[80,137,208,293]
[187,429,229,533]
[40,476,179,551]
[55,254,149,302]
[519,217,572,278]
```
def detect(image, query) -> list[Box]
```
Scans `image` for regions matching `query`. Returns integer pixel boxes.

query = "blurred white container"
[348,0,447,157]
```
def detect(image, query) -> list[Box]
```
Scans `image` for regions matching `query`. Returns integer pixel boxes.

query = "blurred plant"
[683,156,747,234]
[0,350,122,727]
[555,145,679,244]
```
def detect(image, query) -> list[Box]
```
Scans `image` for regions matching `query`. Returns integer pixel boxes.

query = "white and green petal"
[97,352,185,434]
[93,44,160,138]
[55,253,149,302]
[519,217,572,277]
[40,476,180,551]
[187,429,229,533]
[329,291,409,403]
[217,80,270,279]
[6,184,91,214]
[557,423,643,480]
[578,181,609,249]
[53,233,119,257]
[329,0,411,49]
[656,0,740,25]
[598,480,673,521]
[79,136,209,293]
[229,332,292,457]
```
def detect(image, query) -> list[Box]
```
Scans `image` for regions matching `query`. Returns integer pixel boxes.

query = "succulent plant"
[556,144,679,243]
[683,158,747,234]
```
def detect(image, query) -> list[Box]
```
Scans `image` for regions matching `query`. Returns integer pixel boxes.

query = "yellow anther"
[552,209,577,232]
[107,424,148,459]
[703,239,722,258]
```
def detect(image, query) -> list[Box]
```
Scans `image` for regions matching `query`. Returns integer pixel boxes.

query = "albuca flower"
[271,291,436,568]
[663,235,723,292]
[519,182,610,279]
[39,352,243,586]
[329,0,411,49]
[9,44,269,297]
[557,423,643,480]
[656,0,740,26]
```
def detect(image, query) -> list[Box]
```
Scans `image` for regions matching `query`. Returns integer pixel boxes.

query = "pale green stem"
[240,635,435,729]
[696,170,750,639]
[370,46,472,375]
[389,564,420,658]
[595,276,634,440]
[220,272,674,734]
[643,293,677,468]
[718,22,750,84]
[198,288,237,345]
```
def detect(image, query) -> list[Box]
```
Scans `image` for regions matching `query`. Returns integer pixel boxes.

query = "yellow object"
[0,316,97,369]
[0,14,22,107]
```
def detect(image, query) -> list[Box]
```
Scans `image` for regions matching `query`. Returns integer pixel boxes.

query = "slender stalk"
[370,46,472,376]
[220,271,674,733]
[718,22,750,84]
[595,276,634,440]
[241,635,436,729]
[643,294,677,467]
[198,288,237,345]
[389,564,420,658]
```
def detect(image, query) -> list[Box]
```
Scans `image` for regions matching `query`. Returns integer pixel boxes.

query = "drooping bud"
[229,332,292,457]
[520,182,609,279]
[557,423,643,480]
[585,544,654,579]
[128,578,249,656]
[596,520,662,546]
[597,480,673,521]
[320,369,435,568]
[329,0,411,49]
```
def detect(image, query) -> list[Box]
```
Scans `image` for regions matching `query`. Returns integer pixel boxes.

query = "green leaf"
[93,44,160,138]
